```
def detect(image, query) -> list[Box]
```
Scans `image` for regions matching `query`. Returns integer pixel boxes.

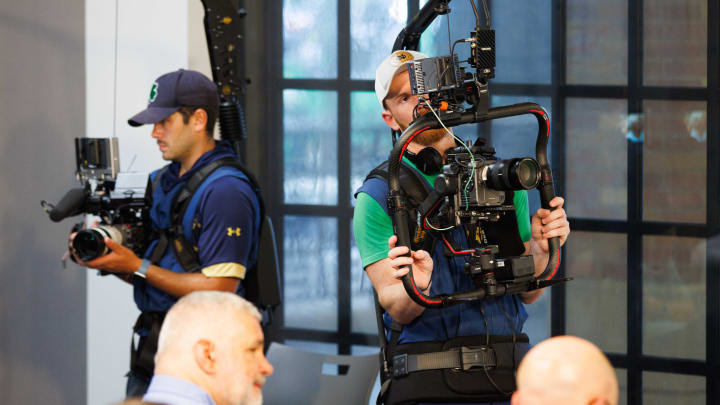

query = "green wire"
[422,100,476,210]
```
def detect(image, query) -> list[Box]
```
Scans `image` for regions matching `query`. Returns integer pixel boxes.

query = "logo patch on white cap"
[390,51,416,67]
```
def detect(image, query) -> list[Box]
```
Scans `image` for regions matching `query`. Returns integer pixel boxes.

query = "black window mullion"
[626,0,644,403]
[490,83,554,97]
[706,0,720,402]
[266,0,286,335]
[281,78,374,91]
[550,0,567,339]
[337,0,351,356]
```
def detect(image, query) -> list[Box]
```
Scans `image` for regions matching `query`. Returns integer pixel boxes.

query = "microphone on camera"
[49,188,88,222]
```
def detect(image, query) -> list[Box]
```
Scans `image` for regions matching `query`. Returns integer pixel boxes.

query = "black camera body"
[463,245,535,292]
[430,140,541,227]
[43,138,150,262]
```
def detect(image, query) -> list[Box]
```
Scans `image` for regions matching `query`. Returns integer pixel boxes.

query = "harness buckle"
[459,345,496,371]
[391,353,409,378]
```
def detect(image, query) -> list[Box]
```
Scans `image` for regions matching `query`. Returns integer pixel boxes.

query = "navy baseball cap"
[128,69,219,127]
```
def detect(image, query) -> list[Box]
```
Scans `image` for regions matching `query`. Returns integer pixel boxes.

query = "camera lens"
[72,226,123,261]
[486,158,541,191]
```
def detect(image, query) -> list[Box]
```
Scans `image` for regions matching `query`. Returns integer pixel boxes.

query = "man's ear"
[589,396,610,405]
[510,391,520,405]
[381,110,401,131]
[193,339,217,375]
[191,108,208,133]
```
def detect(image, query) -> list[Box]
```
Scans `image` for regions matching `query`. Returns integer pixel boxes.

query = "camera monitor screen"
[75,137,119,180]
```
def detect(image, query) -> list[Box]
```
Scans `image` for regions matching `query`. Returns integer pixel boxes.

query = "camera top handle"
[387,103,562,308]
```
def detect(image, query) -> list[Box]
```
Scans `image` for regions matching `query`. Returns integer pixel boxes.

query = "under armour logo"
[227,227,242,237]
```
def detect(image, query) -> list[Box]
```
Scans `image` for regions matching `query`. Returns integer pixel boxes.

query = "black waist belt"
[391,345,496,378]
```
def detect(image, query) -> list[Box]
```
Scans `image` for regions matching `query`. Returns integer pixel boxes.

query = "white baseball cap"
[375,50,429,108]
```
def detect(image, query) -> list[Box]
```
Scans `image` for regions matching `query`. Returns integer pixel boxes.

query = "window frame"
[264,1,720,403]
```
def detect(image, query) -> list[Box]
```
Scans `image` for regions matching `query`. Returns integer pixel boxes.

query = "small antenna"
[125,154,138,172]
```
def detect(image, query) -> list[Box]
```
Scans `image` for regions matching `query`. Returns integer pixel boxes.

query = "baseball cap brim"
[127,106,181,127]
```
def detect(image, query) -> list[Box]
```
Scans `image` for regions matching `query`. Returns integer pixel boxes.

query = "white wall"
[85,1,188,404]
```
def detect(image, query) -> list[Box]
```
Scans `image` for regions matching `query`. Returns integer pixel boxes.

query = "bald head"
[512,336,618,405]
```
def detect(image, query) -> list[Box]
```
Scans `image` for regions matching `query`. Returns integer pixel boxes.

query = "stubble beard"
[239,390,262,405]
[412,127,447,146]
[395,110,448,146]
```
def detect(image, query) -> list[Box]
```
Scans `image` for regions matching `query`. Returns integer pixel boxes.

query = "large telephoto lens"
[486,158,541,191]
[72,226,122,262]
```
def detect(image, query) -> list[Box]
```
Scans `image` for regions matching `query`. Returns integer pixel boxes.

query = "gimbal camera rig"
[389,0,570,308]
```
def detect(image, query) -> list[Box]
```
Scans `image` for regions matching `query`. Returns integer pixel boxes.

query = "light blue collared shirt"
[142,375,217,405]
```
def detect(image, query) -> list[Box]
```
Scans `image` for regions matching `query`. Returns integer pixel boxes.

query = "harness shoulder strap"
[148,157,265,272]
[173,157,265,272]
[172,156,264,225]
[365,160,431,207]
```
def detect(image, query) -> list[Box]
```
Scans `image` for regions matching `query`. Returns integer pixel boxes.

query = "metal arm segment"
[392,0,452,52]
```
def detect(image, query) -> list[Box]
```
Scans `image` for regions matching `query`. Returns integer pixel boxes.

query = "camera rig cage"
[388,0,569,308]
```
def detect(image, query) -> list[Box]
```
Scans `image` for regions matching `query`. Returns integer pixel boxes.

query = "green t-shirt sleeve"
[353,192,394,268]
[353,188,531,266]
[513,190,531,242]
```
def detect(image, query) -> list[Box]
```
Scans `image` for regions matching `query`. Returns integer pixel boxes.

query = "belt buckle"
[460,345,495,371]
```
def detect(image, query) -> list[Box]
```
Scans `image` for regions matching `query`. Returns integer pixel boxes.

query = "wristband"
[135,259,151,278]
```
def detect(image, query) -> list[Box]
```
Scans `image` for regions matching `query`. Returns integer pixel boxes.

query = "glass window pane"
[490,95,552,215]
[351,345,379,356]
[643,235,705,360]
[283,90,338,205]
[643,0,707,87]
[643,100,706,223]
[350,91,393,204]
[491,0,551,84]
[566,0,628,85]
[566,98,628,220]
[284,216,338,331]
[643,372,705,405]
[616,369,627,405]
[523,288,551,345]
[352,221,377,334]
[566,232,627,353]
[285,340,338,355]
[283,0,337,78]
[419,0,477,66]
[351,0,406,80]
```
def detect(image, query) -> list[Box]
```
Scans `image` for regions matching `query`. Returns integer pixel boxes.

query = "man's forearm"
[367,257,429,325]
[520,240,548,304]
[379,282,426,324]
[143,264,240,298]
